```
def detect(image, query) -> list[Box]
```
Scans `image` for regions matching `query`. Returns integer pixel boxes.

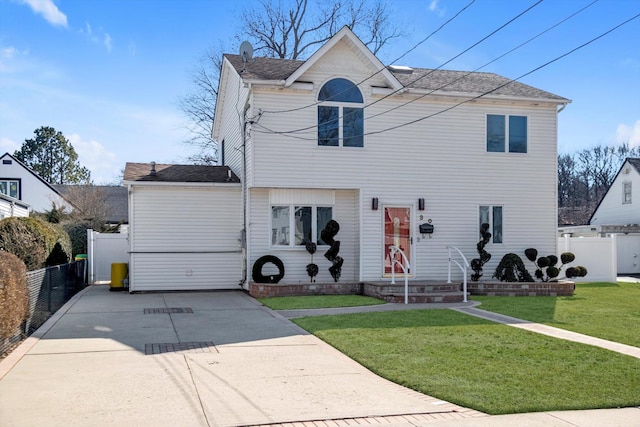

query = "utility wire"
[258,0,478,115]
[364,11,640,137]
[365,0,599,122]
[253,10,639,141]
[257,0,545,135]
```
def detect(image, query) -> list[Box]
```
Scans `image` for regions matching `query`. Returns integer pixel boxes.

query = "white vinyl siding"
[249,188,359,283]
[129,184,242,291]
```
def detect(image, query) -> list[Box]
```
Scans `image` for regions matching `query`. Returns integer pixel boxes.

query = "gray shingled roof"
[628,158,640,173]
[225,53,567,101]
[123,162,240,183]
[54,185,128,224]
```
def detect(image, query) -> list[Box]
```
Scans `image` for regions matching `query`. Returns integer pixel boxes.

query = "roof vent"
[150,161,157,176]
[388,65,414,74]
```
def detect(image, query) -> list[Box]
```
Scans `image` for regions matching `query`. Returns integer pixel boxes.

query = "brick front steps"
[249,281,466,303]
[249,279,575,302]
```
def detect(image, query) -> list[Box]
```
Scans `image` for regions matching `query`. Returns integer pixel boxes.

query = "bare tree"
[558,142,640,225]
[179,0,402,164]
[241,0,401,59]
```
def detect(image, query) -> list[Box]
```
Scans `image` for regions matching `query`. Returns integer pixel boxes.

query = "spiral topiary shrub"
[471,223,492,281]
[0,251,29,340]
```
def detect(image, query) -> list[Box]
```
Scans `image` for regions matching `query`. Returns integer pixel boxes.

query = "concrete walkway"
[1,285,638,427]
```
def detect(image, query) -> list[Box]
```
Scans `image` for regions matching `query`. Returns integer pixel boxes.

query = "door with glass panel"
[383,206,411,275]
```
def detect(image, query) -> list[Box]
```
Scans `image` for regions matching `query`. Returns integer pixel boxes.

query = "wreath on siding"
[252,255,285,284]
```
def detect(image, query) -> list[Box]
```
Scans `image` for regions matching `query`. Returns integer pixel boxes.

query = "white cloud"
[0,137,20,153]
[128,41,136,57]
[79,22,113,53]
[19,0,67,28]
[428,0,446,16]
[67,134,118,184]
[616,120,640,148]
[104,34,112,53]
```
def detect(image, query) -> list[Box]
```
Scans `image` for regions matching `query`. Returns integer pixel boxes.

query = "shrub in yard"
[62,220,93,256]
[524,249,580,282]
[0,217,71,270]
[471,223,492,281]
[493,253,534,282]
[0,251,29,340]
[566,266,588,279]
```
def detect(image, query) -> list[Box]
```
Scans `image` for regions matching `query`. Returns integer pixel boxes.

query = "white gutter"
[121,181,241,188]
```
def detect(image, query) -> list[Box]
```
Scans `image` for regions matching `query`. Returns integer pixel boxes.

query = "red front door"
[384,207,411,275]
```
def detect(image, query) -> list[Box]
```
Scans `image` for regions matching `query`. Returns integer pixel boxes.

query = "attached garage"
[124,162,242,292]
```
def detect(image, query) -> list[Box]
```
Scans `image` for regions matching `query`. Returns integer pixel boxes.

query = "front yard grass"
[293,309,640,415]
[257,294,385,310]
[472,281,640,347]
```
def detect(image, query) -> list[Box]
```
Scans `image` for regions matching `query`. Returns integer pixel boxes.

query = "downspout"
[239,84,252,288]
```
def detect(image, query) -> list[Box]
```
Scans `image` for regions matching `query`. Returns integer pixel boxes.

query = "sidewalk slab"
[454,307,640,359]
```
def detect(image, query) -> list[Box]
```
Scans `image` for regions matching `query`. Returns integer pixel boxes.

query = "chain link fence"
[1,260,87,357]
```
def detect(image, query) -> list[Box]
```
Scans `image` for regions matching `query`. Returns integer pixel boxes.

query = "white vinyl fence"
[87,229,129,284]
[558,235,617,283]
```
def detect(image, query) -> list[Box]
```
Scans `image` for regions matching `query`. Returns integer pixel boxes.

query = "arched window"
[317,78,364,147]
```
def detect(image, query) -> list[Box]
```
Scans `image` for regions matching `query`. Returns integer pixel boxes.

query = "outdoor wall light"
[372,197,379,210]
[418,198,425,210]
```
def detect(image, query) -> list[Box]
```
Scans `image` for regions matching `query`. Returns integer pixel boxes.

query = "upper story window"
[623,181,632,204]
[318,78,364,148]
[0,179,20,199]
[487,115,527,153]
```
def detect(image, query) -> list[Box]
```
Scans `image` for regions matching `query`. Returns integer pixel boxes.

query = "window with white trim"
[0,179,20,199]
[623,181,632,204]
[479,205,503,244]
[487,114,527,153]
[271,205,333,247]
[318,78,364,147]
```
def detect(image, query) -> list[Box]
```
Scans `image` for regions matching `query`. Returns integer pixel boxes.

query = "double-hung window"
[271,205,333,247]
[318,78,364,147]
[487,114,527,153]
[479,205,503,244]
[0,179,20,199]
[623,181,632,204]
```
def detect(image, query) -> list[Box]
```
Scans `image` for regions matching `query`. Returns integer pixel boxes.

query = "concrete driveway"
[0,285,481,426]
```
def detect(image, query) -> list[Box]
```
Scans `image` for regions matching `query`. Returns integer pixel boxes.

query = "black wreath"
[252,255,285,284]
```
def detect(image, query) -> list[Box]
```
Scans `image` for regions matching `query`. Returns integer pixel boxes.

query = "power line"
[257,0,478,115]
[366,11,640,137]
[256,0,545,135]
[252,10,639,141]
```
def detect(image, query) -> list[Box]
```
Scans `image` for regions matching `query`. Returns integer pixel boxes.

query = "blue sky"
[1,0,638,184]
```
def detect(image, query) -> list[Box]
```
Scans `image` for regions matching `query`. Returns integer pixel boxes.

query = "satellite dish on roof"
[240,41,253,63]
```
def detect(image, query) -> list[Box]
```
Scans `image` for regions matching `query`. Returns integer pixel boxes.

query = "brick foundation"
[467,281,575,296]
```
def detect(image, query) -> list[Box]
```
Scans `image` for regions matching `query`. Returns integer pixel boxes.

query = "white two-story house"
[211,26,570,288]
[124,27,569,292]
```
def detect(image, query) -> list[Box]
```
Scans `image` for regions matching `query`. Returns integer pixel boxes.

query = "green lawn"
[472,281,640,347]
[257,294,385,310]
[293,309,640,415]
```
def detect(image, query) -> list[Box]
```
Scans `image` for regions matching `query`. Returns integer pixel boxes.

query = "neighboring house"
[558,158,640,275]
[0,193,30,219]
[0,152,69,213]
[126,27,570,291]
[53,184,129,229]
[589,158,640,226]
